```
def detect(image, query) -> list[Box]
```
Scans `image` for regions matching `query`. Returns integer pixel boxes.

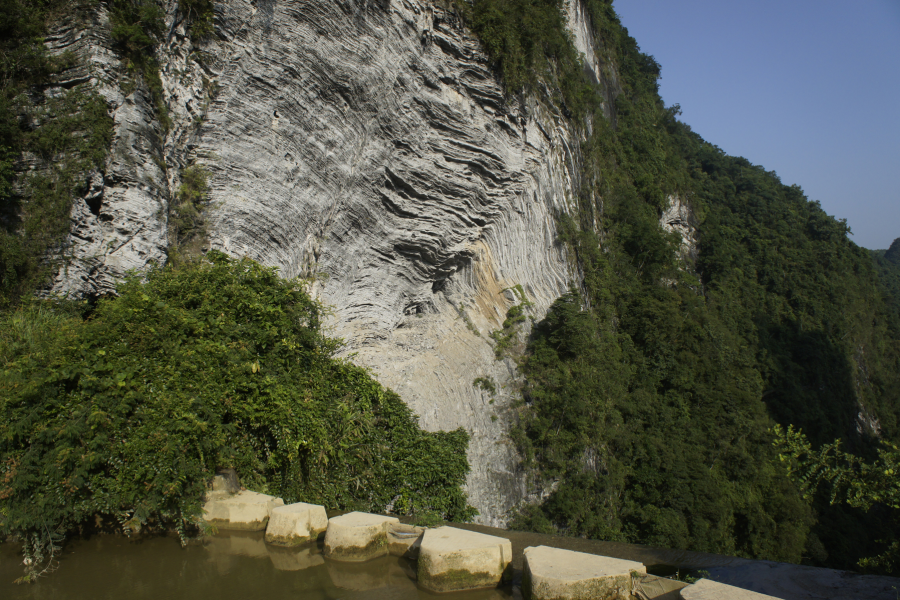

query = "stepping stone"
[387,523,426,558]
[323,512,400,562]
[523,546,645,600]
[417,526,512,593]
[264,502,328,546]
[680,579,780,599]
[202,490,284,531]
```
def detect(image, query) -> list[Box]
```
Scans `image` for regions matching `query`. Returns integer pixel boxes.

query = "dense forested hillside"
[462,0,899,573]
[873,239,900,333]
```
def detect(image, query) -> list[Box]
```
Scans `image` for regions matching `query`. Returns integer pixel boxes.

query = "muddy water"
[0,521,724,600]
[3,523,898,600]
[0,521,723,600]
[0,531,514,600]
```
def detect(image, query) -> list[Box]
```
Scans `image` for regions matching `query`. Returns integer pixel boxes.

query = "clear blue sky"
[612,0,900,250]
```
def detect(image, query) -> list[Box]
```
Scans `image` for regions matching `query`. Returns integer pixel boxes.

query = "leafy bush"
[178,0,215,38]
[773,425,899,574]
[0,253,475,574]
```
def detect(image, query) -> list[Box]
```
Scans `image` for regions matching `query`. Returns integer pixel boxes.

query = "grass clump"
[168,164,211,264]
[473,376,496,396]
[0,252,475,580]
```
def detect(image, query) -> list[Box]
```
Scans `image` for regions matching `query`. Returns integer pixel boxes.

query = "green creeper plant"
[0,252,475,581]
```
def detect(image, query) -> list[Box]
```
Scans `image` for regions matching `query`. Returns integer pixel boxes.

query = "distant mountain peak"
[885,238,900,264]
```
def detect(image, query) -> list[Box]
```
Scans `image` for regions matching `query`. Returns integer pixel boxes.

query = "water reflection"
[0,531,515,600]
[2,524,898,600]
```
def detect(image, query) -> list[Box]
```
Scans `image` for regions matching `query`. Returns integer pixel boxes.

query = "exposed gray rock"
[46,6,170,298]
[49,0,618,525]
[660,194,698,265]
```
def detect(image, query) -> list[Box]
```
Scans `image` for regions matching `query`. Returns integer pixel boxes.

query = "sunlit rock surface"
[202,490,284,531]
[48,0,617,525]
[324,512,400,562]
[418,526,513,593]
[523,546,644,600]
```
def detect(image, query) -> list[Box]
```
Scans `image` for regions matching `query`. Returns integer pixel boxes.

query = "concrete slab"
[264,502,328,546]
[523,545,645,600]
[680,579,781,600]
[387,523,426,558]
[417,526,513,593]
[323,512,400,562]
[202,490,284,531]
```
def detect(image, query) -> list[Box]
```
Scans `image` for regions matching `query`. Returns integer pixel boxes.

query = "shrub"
[0,252,475,577]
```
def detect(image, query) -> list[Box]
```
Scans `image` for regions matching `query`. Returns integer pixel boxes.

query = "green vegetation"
[473,376,497,396]
[0,253,475,580]
[178,0,215,38]
[461,0,900,572]
[873,238,900,334]
[774,425,899,572]
[109,0,170,130]
[456,0,596,116]
[0,0,114,308]
[168,164,212,264]
[0,0,212,308]
[490,286,533,359]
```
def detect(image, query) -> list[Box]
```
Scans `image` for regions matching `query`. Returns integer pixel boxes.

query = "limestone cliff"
[49,0,617,525]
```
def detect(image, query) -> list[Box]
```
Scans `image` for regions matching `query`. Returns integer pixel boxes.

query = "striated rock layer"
[50,0,616,525]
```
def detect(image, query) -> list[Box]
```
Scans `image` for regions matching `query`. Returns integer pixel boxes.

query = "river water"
[1,523,898,600]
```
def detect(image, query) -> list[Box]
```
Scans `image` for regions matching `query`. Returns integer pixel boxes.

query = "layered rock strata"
[49,0,614,524]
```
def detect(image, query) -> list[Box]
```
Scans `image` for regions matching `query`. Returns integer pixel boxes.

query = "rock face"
[49,0,616,525]
[660,195,698,266]
[44,6,170,299]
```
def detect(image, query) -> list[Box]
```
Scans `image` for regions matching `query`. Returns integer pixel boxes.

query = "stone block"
[323,512,400,562]
[417,526,512,593]
[264,502,328,546]
[523,546,645,600]
[387,523,425,558]
[680,579,780,600]
[210,468,241,495]
[202,490,284,531]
